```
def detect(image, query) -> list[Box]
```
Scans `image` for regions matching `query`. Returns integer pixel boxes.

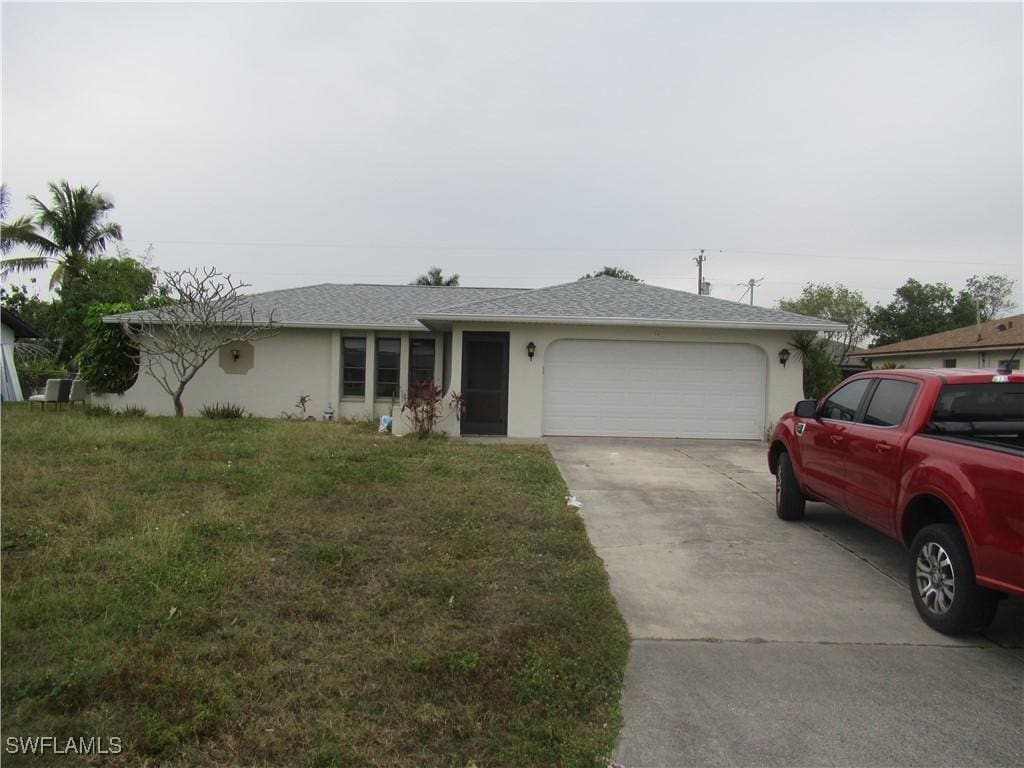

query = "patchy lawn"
[1,406,628,767]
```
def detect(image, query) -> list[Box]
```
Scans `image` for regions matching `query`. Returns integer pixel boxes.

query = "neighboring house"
[840,345,871,378]
[1,309,42,402]
[859,314,1023,371]
[102,276,842,439]
[821,339,871,378]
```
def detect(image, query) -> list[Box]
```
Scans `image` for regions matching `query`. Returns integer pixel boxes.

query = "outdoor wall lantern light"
[778,348,791,367]
[231,348,241,361]
[526,341,537,361]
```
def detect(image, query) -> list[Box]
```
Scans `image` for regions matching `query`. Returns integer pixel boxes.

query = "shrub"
[282,394,314,420]
[75,298,169,395]
[199,403,248,420]
[790,332,842,399]
[400,380,466,439]
[119,405,148,418]
[83,404,114,417]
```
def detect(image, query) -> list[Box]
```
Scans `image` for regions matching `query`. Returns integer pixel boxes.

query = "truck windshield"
[931,382,1024,423]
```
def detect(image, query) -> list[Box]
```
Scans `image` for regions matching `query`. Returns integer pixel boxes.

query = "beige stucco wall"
[429,322,804,439]
[863,347,1018,370]
[97,327,448,421]
[95,328,336,417]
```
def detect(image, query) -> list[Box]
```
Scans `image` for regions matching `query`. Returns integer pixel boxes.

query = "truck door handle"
[876,442,892,453]
[830,435,844,445]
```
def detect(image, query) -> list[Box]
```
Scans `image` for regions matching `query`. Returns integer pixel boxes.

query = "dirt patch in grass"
[1,406,629,766]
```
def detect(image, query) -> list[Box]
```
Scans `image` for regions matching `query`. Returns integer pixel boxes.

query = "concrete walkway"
[548,437,1024,768]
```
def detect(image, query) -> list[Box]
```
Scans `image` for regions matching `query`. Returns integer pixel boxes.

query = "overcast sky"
[2,2,1021,309]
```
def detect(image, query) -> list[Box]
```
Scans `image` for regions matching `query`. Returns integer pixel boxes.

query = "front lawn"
[1,406,628,766]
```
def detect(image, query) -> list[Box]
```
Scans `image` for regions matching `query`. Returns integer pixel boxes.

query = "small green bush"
[84,404,114,417]
[76,298,169,395]
[199,403,247,420]
[119,405,148,418]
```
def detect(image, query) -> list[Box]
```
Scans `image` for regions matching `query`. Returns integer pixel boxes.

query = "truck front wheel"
[775,452,805,521]
[909,524,998,635]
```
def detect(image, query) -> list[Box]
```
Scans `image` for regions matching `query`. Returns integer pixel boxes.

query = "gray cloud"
[3,2,1021,308]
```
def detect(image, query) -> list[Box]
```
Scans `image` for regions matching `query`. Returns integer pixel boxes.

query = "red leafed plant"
[401,379,466,438]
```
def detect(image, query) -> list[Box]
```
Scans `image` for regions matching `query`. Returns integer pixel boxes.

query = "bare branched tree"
[119,268,276,417]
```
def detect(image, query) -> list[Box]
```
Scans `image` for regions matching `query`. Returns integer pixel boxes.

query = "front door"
[799,377,873,506]
[460,332,509,435]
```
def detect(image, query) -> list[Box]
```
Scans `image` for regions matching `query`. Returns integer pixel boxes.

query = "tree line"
[777,276,1017,398]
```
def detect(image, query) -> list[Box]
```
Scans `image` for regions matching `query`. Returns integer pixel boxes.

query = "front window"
[410,338,436,388]
[998,359,1021,371]
[376,338,401,399]
[820,379,872,422]
[342,337,366,397]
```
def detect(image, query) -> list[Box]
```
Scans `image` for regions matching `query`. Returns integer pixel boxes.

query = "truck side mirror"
[794,400,818,418]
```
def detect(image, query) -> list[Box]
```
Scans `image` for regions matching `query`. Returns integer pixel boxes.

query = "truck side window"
[863,379,918,427]
[820,379,871,422]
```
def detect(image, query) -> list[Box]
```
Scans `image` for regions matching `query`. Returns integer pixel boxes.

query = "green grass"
[0,405,629,767]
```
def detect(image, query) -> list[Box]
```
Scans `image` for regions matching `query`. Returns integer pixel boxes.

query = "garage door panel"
[542,340,765,439]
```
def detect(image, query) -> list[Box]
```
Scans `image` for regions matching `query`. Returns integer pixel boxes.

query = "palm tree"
[0,184,36,256]
[0,181,123,290]
[413,266,459,286]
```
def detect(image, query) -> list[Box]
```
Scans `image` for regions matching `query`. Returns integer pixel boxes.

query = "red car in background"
[768,368,1024,634]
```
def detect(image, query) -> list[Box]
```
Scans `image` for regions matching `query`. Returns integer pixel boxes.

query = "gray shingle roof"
[106,277,843,332]
[424,276,846,331]
[107,283,527,330]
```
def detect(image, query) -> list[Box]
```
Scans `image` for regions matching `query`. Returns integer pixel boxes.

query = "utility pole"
[694,249,708,295]
[738,278,764,306]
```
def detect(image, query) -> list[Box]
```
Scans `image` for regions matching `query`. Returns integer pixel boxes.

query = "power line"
[115,238,1019,267]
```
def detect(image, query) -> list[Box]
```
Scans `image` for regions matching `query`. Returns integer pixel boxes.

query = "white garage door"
[542,340,766,439]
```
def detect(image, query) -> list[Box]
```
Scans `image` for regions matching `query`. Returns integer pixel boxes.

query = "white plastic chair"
[27,379,61,410]
[69,379,88,407]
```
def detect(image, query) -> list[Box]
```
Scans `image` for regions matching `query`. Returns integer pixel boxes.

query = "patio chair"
[27,379,61,410]
[69,378,88,407]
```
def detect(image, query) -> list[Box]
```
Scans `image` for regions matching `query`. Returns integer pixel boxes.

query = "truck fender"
[897,463,978,556]
[768,428,806,489]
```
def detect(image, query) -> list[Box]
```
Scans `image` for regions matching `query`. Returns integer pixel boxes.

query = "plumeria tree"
[119,268,276,416]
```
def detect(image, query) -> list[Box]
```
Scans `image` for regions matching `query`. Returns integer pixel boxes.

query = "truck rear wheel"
[908,524,998,635]
[775,452,805,521]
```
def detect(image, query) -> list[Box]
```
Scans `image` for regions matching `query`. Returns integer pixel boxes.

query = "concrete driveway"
[548,438,1024,768]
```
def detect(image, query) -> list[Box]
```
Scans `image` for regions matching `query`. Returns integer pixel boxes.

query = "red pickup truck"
[768,368,1024,634]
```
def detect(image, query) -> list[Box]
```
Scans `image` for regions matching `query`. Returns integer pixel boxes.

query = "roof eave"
[101,316,428,332]
[417,313,845,332]
[1,309,42,338]
[860,341,1023,358]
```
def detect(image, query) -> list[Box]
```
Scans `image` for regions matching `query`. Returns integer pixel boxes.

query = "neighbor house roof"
[107,283,528,331]
[1,308,42,338]
[105,276,844,332]
[859,314,1024,358]
[419,276,846,331]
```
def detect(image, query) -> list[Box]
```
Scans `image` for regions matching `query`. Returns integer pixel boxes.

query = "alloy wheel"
[915,541,955,615]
